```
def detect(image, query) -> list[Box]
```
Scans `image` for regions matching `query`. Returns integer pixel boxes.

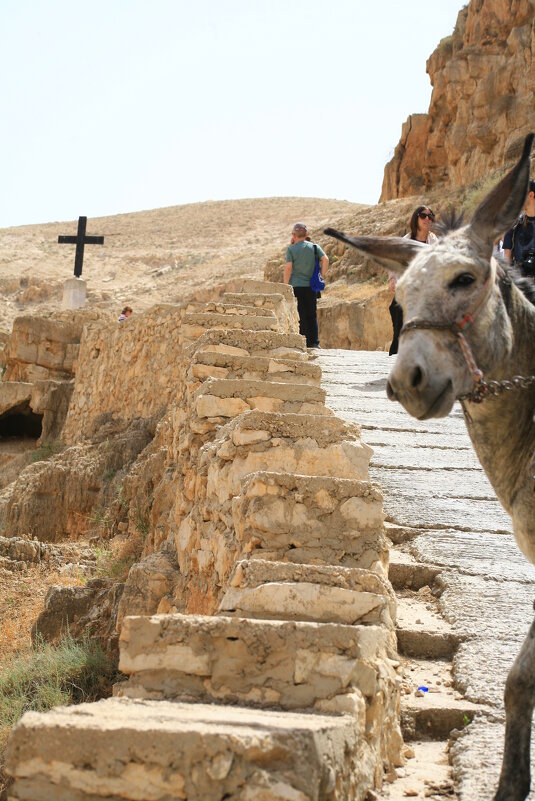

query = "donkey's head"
[326,133,534,420]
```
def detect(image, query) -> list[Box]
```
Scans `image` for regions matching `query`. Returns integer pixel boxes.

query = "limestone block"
[203,413,373,509]
[196,395,250,419]
[317,291,392,352]
[231,472,388,571]
[192,351,321,387]
[198,378,325,405]
[118,614,397,713]
[191,363,229,380]
[191,379,329,429]
[116,547,180,631]
[181,312,280,345]
[238,279,296,302]
[219,559,396,628]
[62,277,86,309]
[191,329,306,359]
[202,301,278,320]
[32,578,120,650]
[195,342,250,357]
[6,698,364,801]
[221,291,299,334]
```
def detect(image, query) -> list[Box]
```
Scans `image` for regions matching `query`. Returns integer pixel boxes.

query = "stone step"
[180,311,280,344]
[192,328,307,359]
[201,413,373,506]
[190,350,322,386]
[221,292,298,333]
[230,471,387,572]
[117,614,399,720]
[374,740,454,800]
[6,697,367,801]
[399,657,481,741]
[238,279,296,301]
[199,301,278,319]
[193,378,329,421]
[219,559,396,628]
[395,595,463,660]
[223,292,288,310]
[388,549,442,591]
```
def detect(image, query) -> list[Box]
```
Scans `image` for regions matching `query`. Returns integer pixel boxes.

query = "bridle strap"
[400,272,492,339]
[398,271,493,396]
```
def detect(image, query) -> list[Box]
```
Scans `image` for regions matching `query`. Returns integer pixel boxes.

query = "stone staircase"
[6,280,403,801]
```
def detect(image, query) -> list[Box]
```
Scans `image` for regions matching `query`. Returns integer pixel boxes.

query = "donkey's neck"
[463,284,535,559]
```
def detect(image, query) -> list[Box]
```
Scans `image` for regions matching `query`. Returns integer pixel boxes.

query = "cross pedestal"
[62,277,87,309]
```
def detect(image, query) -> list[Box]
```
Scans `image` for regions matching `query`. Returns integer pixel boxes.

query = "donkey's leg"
[494,614,535,801]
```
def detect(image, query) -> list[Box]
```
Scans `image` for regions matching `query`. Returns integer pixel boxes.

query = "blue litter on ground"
[417,686,429,692]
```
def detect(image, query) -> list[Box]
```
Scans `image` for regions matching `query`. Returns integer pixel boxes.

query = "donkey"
[326,132,535,801]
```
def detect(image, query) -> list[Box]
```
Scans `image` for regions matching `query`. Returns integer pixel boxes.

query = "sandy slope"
[0,196,366,334]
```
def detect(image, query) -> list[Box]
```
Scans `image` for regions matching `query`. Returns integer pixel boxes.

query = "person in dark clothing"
[284,222,328,348]
[388,284,404,356]
[388,205,438,355]
[503,179,535,277]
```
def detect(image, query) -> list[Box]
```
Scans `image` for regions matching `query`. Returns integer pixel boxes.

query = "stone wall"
[6,281,403,800]
[0,309,113,449]
[318,289,392,351]
[381,0,535,200]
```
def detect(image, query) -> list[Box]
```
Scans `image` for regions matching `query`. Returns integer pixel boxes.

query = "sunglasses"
[418,212,435,220]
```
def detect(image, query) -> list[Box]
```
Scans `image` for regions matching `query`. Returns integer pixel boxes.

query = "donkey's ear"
[470,133,534,248]
[324,228,425,275]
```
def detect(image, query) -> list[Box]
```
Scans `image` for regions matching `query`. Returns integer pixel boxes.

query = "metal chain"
[460,374,535,403]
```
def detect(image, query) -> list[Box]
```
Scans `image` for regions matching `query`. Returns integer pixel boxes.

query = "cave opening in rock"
[0,403,43,439]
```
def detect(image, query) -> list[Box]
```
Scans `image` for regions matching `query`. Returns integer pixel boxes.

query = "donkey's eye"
[448,272,476,289]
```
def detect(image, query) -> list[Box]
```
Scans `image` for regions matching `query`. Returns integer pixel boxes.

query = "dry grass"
[0,633,117,798]
[0,566,86,663]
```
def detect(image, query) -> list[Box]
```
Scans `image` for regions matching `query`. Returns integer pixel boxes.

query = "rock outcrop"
[5,280,404,800]
[0,309,113,446]
[381,0,535,200]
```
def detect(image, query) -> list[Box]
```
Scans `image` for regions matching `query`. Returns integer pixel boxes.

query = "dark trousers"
[293,286,320,347]
[389,298,403,355]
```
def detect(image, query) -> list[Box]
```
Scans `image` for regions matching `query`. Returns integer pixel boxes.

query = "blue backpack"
[310,244,325,292]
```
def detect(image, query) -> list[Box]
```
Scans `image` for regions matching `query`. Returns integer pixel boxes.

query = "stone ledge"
[231,471,387,571]
[118,614,396,713]
[194,378,326,404]
[198,302,278,318]
[192,329,306,357]
[6,697,365,801]
[238,279,295,301]
[191,351,322,385]
[219,559,396,628]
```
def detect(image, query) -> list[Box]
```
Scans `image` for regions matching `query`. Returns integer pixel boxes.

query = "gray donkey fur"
[326,132,535,801]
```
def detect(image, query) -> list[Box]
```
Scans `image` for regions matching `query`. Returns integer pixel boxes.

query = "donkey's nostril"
[411,366,423,389]
[386,380,397,400]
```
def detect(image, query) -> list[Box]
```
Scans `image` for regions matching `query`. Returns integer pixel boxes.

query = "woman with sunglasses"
[388,206,438,355]
[407,206,438,244]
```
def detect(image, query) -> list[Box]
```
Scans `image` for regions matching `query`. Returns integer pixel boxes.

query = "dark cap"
[292,222,308,233]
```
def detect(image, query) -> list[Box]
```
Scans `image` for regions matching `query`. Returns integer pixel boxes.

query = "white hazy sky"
[1,0,464,228]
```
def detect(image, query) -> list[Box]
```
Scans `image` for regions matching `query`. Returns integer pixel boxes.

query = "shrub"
[0,634,117,795]
[31,440,64,463]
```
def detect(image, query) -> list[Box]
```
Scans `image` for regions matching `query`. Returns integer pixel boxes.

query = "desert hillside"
[0,197,365,335]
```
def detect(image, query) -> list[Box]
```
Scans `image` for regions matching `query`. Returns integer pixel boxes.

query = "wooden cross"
[58,216,104,278]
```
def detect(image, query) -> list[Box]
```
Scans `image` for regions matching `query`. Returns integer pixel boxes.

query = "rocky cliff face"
[381,0,535,200]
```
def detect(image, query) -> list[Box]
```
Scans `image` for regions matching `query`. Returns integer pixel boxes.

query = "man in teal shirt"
[284,222,328,347]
